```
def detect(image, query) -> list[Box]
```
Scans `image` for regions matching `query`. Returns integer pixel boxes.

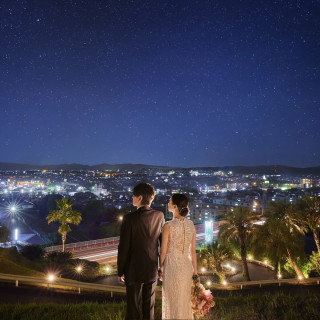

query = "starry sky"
[1,0,320,168]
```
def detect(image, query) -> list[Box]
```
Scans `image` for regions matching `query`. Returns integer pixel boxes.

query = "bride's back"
[166,218,195,257]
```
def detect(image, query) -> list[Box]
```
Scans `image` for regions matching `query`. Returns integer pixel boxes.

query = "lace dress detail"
[162,218,195,319]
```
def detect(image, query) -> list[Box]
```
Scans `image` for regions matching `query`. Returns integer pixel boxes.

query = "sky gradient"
[1,0,320,167]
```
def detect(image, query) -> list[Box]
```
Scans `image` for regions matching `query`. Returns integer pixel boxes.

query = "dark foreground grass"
[210,292,320,320]
[1,292,320,320]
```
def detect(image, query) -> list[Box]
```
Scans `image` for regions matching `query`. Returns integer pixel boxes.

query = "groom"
[118,183,165,320]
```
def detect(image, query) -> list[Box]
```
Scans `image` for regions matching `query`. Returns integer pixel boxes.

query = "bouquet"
[191,275,215,319]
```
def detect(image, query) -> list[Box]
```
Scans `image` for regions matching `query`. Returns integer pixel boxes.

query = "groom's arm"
[117,214,131,279]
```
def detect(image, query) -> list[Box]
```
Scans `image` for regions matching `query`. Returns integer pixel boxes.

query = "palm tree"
[46,198,82,252]
[253,218,304,279]
[218,206,261,281]
[199,241,234,283]
[296,196,320,254]
[263,201,306,278]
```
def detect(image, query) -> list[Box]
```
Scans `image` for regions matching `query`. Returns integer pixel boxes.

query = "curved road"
[94,260,274,288]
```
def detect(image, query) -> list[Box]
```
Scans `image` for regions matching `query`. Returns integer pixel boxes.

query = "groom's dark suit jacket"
[117,206,165,286]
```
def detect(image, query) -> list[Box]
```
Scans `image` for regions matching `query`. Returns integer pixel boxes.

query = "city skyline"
[1,1,320,167]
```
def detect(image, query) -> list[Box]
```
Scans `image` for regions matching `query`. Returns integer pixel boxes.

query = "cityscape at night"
[1,0,320,319]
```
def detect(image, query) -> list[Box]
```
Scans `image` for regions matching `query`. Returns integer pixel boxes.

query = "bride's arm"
[191,230,198,275]
[158,223,170,280]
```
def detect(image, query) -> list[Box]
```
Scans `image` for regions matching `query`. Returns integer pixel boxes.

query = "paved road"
[72,232,208,264]
[228,260,275,281]
[94,260,275,289]
[73,245,118,264]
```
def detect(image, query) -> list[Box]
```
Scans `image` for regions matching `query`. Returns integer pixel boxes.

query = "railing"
[0,272,126,297]
[0,273,319,295]
[45,237,120,252]
[208,277,320,289]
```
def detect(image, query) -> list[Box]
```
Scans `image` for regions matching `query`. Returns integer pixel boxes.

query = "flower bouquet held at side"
[191,275,215,319]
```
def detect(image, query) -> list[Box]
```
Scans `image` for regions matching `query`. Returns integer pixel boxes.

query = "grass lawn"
[1,292,320,320]
[0,247,44,277]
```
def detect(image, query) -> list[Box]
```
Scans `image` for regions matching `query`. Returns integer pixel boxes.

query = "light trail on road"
[75,232,210,264]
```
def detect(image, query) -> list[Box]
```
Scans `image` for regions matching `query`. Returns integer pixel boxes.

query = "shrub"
[306,251,320,277]
[46,251,73,264]
[20,245,45,261]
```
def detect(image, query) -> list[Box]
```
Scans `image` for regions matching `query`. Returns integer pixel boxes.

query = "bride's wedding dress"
[162,218,195,319]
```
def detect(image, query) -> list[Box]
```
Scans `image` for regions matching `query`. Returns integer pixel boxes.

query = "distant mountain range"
[0,162,171,171]
[0,162,320,175]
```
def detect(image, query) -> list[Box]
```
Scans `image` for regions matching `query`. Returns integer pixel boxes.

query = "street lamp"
[10,206,17,213]
[14,228,18,242]
[76,266,82,273]
[119,216,123,221]
[48,274,55,282]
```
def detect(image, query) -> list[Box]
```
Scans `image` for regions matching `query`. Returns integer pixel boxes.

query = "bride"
[159,194,198,319]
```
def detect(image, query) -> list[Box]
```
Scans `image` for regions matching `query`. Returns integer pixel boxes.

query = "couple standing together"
[117,183,198,320]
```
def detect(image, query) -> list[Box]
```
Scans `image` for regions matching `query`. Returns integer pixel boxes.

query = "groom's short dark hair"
[133,183,155,205]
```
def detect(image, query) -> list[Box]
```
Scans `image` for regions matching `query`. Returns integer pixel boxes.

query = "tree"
[296,196,320,254]
[218,206,261,281]
[199,241,234,283]
[36,194,63,218]
[0,223,10,243]
[263,201,306,279]
[46,198,82,252]
[253,219,304,278]
[307,251,320,276]
[100,222,121,238]
[20,245,45,261]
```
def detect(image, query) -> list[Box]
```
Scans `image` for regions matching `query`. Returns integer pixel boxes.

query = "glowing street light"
[76,266,82,273]
[222,280,227,286]
[48,274,55,282]
[105,266,110,273]
[119,216,123,221]
[14,228,18,242]
[206,281,211,286]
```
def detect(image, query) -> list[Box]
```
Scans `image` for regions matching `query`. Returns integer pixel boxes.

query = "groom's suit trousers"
[126,280,157,320]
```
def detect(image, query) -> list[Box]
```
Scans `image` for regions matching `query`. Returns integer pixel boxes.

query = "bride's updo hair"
[172,194,189,217]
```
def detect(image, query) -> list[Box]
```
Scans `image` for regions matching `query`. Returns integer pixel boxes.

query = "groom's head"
[132,183,155,207]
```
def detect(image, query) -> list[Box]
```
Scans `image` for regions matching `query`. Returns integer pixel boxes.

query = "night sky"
[1,1,319,168]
